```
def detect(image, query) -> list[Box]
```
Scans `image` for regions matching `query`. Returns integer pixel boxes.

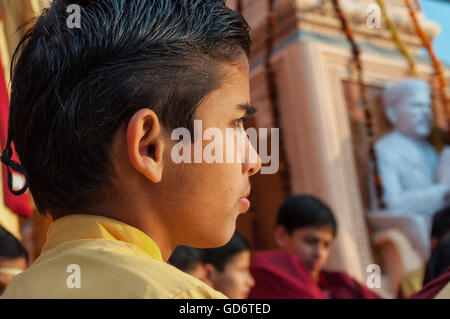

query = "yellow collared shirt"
[1,214,227,299]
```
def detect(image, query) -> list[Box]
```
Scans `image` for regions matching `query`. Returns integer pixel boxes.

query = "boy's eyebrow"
[238,103,257,116]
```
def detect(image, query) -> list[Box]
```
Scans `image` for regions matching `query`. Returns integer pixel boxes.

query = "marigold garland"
[332,0,385,209]
[265,0,292,195]
[238,0,292,194]
[376,0,419,77]
[404,0,449,129]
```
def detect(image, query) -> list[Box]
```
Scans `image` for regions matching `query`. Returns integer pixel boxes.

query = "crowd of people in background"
[1,194,450,299]
[166,195,450,299]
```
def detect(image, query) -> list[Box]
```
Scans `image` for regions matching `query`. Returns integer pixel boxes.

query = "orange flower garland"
[332,0,385,208]
[376,0,419,77]
[237,0,292,194]
[265,0,291,194]
[404,0,449,128]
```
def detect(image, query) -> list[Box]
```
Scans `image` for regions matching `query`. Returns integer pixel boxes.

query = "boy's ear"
[274,225,289,250]
[126,109,165,183]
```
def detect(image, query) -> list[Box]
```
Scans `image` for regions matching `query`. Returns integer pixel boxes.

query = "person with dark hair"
[422,235,450,286]
[410,236,450,299]
[202,232,255,299]
[408,207,450,299]
[1,0,261,298]
[168,246,207,282]
[249,195,381,299]
[0,226,28,295]
[399,206,450,298]
[431,206,450,247]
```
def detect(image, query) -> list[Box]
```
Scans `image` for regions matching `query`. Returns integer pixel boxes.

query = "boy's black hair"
[1,0,251,215]
[0,226,29,264]
[423,234,450,286]
[202,232,250,272]
[276,195,338,237]
[168,246,204,272]
[431,206,450,240]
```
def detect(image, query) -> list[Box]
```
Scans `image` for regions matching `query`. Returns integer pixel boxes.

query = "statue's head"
[383,78,432,139]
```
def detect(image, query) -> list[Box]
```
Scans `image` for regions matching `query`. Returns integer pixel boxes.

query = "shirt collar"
[41,214,163,262]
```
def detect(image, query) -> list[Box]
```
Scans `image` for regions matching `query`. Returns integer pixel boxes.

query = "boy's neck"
[50,202,177,262]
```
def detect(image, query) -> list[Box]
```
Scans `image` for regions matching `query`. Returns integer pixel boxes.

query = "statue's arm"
[377,151,449,217]
[437,146,450,184]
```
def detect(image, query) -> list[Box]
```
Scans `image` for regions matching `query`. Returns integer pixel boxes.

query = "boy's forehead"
[221,60,250,87]
[195,63,250,116]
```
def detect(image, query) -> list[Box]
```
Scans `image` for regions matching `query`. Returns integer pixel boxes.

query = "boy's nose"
[247,154,262,176]
[244,141,261,176]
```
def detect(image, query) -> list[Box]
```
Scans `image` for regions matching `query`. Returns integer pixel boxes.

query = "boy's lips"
[239,189,251,212]
[239,197,250,212]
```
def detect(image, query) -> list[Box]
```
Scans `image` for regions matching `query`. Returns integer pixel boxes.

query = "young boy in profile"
[1,0,260,298]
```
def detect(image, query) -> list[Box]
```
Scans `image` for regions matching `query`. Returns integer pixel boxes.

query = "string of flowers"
[408,0,447,149]
[405,0,447,95]
[237,0,292,194]
[376,0,419,77]
[265,0,291,194]
[332,0,385,209]
[404,0,449,131]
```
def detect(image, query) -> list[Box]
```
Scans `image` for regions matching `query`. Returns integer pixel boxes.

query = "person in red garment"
[249,195,381,299]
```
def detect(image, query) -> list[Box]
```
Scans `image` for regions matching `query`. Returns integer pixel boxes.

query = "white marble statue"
[373,78,450,258]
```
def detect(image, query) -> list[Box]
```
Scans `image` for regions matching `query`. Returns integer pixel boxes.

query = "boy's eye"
[232,117,249,128]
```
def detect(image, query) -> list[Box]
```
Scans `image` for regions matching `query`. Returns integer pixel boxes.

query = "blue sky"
[422,0,450,65]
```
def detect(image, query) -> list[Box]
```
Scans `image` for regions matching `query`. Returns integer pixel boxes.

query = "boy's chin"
[185,227,235,249]
[209,226,237,248]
